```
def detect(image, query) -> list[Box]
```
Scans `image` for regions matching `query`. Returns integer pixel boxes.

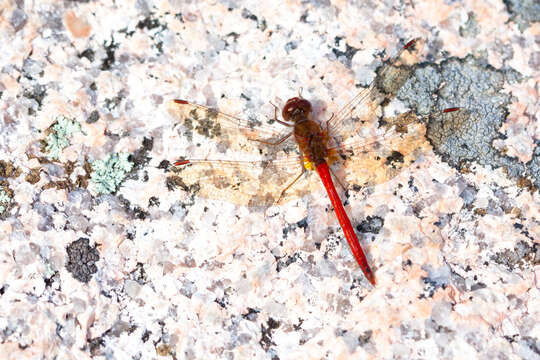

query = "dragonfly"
[165,39,458,285]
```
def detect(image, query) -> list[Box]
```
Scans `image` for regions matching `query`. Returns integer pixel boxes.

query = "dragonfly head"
[282,97,312,123]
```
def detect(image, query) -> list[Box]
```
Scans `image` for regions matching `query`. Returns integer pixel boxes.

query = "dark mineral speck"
[86,110,99,123]
[357,216,384,234]
[459,185,478,207]
[10,8,28,32]
[65,238,99,283]
[259,318,280,351]
[79,48,95,62]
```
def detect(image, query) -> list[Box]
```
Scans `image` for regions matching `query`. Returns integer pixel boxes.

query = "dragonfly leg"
[329,166,347,191]
[269,100,280,120]
[276,164,306,204]
[251,131,293,146]
[325,112,335,131]
[269,101,294,127]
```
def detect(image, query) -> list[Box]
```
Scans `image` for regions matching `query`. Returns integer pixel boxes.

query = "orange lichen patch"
[0,160,21,178]
[65,10,91,38]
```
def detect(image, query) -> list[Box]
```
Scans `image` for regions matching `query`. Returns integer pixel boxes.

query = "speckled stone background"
[0,1,539,359]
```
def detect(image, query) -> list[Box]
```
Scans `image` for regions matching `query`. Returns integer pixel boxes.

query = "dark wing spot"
[385,151,405,168]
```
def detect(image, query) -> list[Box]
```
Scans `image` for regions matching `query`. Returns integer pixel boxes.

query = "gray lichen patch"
[503,0,540,31]
[396,55,538,189]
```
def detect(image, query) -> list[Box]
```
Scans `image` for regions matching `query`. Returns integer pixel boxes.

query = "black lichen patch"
[126,137,153,180]
[65,238,99,283]
[491,240,539,270]
[396,55,539,189]
[503,0,540,31]
[259,317,280,351]
[356,216,384,234]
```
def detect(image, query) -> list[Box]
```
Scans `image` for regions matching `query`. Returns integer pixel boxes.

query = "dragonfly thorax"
[293,119,329,167]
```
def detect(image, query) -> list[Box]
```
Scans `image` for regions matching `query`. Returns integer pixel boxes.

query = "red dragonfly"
[165,39,458,285]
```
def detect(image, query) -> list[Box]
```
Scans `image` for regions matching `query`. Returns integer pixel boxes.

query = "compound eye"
[298,99,312,114]
[282,97,312,121]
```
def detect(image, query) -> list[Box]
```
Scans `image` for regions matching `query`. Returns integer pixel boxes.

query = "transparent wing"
[166,99,297,155]
[165,100,322,206]
[330,111,430,188]
[328,38,425,146]
[167,157,329,207]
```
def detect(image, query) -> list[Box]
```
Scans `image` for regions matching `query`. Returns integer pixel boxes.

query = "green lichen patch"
[44,115,81,160]
[90,153,133,194]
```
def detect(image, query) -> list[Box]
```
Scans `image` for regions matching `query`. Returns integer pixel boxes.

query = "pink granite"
[0,0,538,359]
